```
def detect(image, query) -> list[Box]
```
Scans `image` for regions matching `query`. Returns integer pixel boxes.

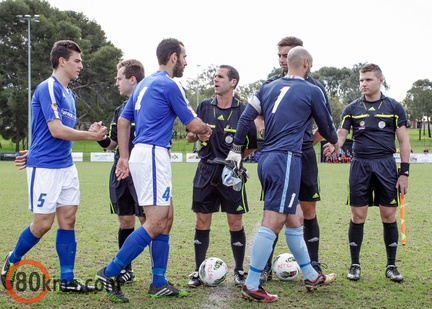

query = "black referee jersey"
[340,94,408,159]
[195,97,257,161]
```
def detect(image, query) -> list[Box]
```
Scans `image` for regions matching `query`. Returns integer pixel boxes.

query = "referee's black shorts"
[192,161,248,214]
[349,156,398,207]
[298,147,320,202]
[109,165,144,217]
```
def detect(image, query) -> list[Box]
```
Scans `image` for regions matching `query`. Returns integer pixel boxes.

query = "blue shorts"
[258,152,301,214]
[349,157,398,207]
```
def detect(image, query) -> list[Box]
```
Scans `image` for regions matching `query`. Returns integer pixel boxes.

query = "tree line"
[1,0,431,151]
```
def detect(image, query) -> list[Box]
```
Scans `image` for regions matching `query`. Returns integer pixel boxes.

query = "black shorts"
[298,147,320,202]
[348,157,398,207]
[192,161,248,214]
[109,165,144,217]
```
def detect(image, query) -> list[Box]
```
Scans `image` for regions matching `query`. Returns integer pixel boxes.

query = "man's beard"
[173,60,184,78]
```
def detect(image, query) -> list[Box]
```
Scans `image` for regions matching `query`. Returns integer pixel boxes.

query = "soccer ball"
[198,257,228,286]
[272,253,300,281]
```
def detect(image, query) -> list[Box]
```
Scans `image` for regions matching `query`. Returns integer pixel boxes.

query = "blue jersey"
[264,73,332,149]
[234,76,337,154]
[27,76,77,168]
[122,71,196,149]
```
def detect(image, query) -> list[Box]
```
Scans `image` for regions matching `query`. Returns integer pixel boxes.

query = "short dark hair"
[117,59,145,83]
[360,63,383,78]
[50,40,82,69]
[218,65,240,88]
[278,36,303,48]
[156,38,184,65]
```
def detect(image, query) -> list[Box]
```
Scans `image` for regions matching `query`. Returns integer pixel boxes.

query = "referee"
[324,63,410,283]
[186,65,257,288]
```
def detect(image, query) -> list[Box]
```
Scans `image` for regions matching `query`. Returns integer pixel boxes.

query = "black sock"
[230,227,246,272]
[348,220,364,265]
[194,229,210,271]
[118,228,134,270]
[266,234,279,270]
[304,217,320,262]
[383,221,398,266]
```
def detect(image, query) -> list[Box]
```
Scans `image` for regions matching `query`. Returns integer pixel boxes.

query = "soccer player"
[185,65,257,288]
[323,63,410,282]
[96,38,212,303]
[227,46,338,302]
[255,36,332,282]
[89,59,145,285]
[1,40,107,293]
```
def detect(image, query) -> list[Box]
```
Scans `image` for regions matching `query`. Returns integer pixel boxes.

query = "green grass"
[0,161,431,308]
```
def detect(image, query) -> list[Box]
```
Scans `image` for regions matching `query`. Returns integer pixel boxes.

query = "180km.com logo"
[5,259,101,304]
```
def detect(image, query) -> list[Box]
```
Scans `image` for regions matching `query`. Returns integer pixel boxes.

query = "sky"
[46,0,431,102]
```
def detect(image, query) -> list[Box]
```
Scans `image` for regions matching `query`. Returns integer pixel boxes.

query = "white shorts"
[27,165,80,214]
[129,144,172,206]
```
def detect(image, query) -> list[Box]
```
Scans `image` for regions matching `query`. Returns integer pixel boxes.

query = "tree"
[0,0,123,150]
[404,79,432,137]
[312,63,391,106]
[328,96,345,129]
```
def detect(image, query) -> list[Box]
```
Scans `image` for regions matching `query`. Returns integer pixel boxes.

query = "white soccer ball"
[198,257,228,286]
[272,253,300,281]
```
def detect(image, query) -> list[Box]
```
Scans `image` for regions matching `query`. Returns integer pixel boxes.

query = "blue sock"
[285,227,316,281]
[10,226,40,264]
[105,226,152,277]
[56,229,76,283]
[150,234,169,288]
[245,226,276,291]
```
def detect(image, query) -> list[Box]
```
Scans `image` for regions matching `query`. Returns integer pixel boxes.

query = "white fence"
[73,152,198,163]
[71,152,432,163]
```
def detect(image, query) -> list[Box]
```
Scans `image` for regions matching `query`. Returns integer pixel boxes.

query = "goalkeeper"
[186,65,257,288]
[227,47,339,303]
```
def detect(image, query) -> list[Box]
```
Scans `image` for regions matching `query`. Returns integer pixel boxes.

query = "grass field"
[0,160,431,308]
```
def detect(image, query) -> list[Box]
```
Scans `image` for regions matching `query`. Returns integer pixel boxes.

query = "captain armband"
[97,136,111,148]
[399,162,409,177]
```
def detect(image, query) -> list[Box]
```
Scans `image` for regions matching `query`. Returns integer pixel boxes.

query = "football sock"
[245,226,276,291]
[150,234,169,288]
[56,229,77,283]
[265,234,278,270]
[303,217,320,262]
[10,226,40,264]
[194,229,210,271]
[383,221,398,266]
[118,228,134,270]
[348,220,364,265]
[230,227,246,272]
[285,226,316,281]
[105,226,152,277]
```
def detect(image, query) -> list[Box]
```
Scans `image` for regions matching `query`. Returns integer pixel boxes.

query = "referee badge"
[225,134,233,144]
[378,121,386,129]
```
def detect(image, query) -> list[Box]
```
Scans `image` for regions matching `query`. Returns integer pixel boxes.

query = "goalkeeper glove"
[226,143,243,169]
